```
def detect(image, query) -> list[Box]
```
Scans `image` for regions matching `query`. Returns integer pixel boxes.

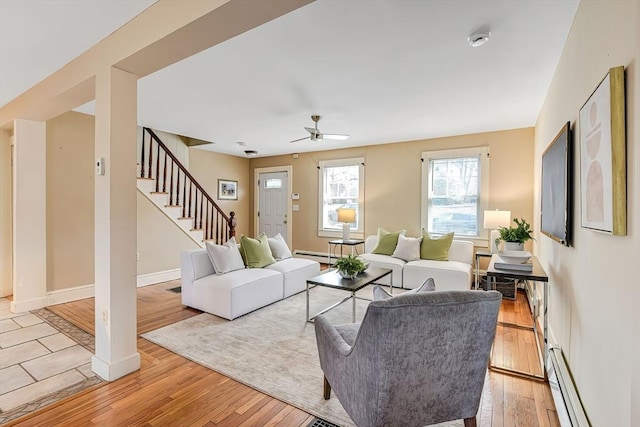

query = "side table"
[474,249,493,290]
[486,254,549,381]
[327,239,365,265]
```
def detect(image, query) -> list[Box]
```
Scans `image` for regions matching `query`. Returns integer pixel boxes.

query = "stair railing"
[140,127,236,244]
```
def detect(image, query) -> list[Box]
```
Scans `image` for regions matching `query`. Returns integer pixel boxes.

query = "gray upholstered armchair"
[314,290,502,427]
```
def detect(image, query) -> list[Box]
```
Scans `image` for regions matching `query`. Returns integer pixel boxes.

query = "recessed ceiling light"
[236,141,247,146]
[244,150,258,157]
[468,31,491,47]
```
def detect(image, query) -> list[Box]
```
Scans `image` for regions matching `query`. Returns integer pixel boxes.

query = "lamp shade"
[337,207,356,224]
[483,210,511,229]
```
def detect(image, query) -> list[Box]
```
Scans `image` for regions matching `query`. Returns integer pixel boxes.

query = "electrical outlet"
[102,310,108,325]
[136,252,140,261]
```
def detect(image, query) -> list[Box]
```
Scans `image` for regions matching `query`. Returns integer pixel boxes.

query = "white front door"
[258,171,288,240]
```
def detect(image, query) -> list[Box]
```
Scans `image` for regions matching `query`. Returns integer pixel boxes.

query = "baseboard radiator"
[548,347,591,426]
[293,250,330,264]
[523,282,590,426]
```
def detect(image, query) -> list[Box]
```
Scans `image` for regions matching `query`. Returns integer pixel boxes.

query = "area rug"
[142,286,463,427]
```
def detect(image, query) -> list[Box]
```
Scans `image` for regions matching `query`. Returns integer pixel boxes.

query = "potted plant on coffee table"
[334,255,367,280]
[495,217,534,251]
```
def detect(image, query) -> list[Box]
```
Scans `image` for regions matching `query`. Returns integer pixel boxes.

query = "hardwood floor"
[7,281,559,427]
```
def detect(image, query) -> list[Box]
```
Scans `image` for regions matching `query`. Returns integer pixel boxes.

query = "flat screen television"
[541,122,572,246]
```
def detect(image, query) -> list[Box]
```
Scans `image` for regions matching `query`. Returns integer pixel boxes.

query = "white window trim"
[318,157,365,239]
[421,147,490,246]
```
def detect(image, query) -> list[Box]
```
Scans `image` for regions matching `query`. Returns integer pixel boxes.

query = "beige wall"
[0,129,12,297]
[250,127,534,253]
[44,111,201,292]
[46,112,95,291]
[188,147,250,237]
[534,1,640,425]
[136,191,198,275]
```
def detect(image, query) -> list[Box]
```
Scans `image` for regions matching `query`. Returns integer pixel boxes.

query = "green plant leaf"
[333,254,367,275]
[495,217,534,247]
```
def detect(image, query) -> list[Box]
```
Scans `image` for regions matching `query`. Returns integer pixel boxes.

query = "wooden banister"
[140,128,236,243]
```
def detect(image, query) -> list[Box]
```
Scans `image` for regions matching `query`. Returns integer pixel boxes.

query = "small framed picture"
[217,179,238,200]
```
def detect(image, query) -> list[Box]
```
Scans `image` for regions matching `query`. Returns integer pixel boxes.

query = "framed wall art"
[218,179,238,200]
[579,65,626,235]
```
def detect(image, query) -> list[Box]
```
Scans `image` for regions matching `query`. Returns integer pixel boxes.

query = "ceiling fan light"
[325,134,349,140]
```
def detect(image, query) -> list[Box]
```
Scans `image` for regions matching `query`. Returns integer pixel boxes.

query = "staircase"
[136,127,236,247]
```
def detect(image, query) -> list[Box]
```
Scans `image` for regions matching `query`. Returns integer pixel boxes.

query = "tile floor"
[0,298,102,423]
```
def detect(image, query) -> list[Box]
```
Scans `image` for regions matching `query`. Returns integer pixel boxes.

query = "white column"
[11,119,47,313]
[91,66,140,381]
[0,130,13,298]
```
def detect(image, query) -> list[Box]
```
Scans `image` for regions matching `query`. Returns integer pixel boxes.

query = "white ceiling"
[1,0,579,158]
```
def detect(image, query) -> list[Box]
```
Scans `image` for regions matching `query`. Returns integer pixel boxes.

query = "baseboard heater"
[548,346,591,426]
[293,250,330,264]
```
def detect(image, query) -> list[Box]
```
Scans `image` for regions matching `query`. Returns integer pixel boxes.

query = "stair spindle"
[182,176,187,218]
[176,169,180,209]
[140,129,146,178]
[155,144,160,192]
[199,193,204,230]
[188,181,192,219]
[204,202,209,240]
[148,131,153,179]
[194,191,199,230]
[162,151,168,193]
[169,161,174,205]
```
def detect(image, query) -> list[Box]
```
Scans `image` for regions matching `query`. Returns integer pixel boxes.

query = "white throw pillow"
[267,233,292,260]
[205,237,245,275]
[372,278,436,301]
[391,234,422,261]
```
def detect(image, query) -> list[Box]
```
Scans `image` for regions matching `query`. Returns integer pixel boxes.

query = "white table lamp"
[337,207,356,241]
[484,210,511,253]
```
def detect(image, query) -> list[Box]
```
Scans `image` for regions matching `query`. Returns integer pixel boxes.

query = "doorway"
[255,166,292,246]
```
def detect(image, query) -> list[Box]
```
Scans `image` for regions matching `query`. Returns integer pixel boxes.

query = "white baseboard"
[47,284,95,306]
[16,270,182,310]
[136,268,181,287]
[92,352,141,381]
[10,296,48,313]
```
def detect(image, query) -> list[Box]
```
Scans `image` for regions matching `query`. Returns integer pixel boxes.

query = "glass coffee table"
[306,267,392,322]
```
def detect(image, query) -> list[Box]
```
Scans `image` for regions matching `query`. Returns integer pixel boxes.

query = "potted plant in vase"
[333,255,367,279]
[495,217,534,251]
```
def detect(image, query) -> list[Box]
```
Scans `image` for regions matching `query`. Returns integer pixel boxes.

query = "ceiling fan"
[290,115,349,143]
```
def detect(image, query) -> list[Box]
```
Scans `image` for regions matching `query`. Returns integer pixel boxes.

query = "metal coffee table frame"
[306,267,392,323]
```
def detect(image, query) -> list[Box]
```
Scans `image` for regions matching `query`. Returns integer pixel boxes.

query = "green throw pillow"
[420,230,454,261]
[372,228,405,255]
[239,234,276,268]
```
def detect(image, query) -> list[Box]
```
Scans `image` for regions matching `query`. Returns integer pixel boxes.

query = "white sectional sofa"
[181,248,320,320]
[358,235,473,291]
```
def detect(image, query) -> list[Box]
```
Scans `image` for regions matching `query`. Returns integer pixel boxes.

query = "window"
[318,158,364,237]
[421,147,489,242]
[264,178,282,189]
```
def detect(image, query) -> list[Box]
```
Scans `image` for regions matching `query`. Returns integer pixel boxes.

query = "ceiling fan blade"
[290,136,310,143]
[304,127,315,134]
[323,134,350,140]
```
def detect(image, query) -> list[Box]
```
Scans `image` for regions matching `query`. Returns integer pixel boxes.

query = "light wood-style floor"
[7,281,559,427]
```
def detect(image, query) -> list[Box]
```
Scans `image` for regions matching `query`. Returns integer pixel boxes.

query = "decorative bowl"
[338,270,357,280]
[498,250,532,264]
